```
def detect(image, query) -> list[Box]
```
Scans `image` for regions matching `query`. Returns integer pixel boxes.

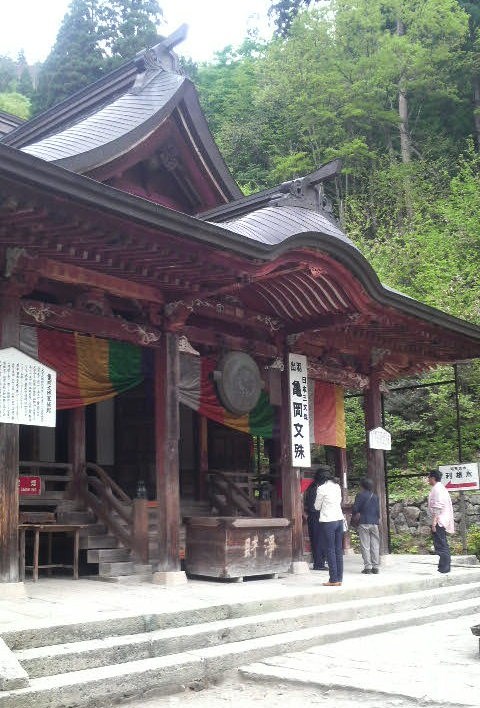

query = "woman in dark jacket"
[352,477,380,574]
[304,467,329,570]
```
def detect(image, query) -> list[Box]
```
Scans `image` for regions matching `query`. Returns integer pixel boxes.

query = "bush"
[467,524,480,559]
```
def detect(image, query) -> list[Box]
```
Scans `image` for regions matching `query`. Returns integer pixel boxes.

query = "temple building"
[1,28,480,585]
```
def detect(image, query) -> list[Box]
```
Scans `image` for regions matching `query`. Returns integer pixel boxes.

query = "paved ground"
[0,554,477,634]
[121,611,480,708]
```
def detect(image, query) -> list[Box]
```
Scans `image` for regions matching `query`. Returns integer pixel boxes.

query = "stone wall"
[390,492,480,536]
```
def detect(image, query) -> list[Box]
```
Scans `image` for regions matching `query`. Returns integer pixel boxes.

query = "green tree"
[269,0,313,37]
[16,50,34,99]
[0,56,16,93]
[0,92,31,119]
[32,0,163,114]
[458,1,480,147]
[33,0,107,114]
[103,0,163,66]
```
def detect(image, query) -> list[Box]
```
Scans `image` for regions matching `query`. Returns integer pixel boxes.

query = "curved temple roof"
[21,70,184,171]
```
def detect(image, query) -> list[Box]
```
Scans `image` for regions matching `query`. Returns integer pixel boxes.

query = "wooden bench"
[19,524,87,581]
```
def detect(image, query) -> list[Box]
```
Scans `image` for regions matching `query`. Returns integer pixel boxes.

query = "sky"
[0,0,273,65]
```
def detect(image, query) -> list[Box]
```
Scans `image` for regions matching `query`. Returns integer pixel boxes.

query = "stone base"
[0,582,26,599]
[289,561,310,575]
[152,570,188,586]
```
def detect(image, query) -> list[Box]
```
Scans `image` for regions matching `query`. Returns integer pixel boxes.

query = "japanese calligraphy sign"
[0,347,56,427]
[288,353,311,467]
[368,426,391,451]
[439,463,479,491]
[18,476,42,496]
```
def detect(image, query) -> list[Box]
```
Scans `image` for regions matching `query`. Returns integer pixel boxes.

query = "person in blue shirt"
[352,477,380,574]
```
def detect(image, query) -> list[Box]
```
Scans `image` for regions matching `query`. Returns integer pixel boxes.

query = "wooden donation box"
[185,517,292,580]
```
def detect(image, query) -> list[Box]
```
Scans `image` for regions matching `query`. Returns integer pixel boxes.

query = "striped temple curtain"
[19,326,345,446]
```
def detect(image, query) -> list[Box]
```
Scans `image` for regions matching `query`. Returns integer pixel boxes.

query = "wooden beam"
[68,408,85,498]
[154,334,181,572]
[0,293,20,582]
[27,257,164,304]
[184,324,278,358]
[21,299,163,347]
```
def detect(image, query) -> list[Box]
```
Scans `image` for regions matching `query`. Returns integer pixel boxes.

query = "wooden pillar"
[364,372,389,554]
[68,407,86,498]
[279,355,305,566]
[196,414,208,501]
[0,293,20,582]
[154,333,183,578]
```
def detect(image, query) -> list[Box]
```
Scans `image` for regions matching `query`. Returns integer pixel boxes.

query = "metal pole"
[453,364,467,553]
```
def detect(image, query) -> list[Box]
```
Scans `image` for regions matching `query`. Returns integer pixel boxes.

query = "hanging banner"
[288,353,311,467]
[0,347,56,427]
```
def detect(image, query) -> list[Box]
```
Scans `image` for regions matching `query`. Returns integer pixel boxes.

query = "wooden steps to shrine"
[1,569,480,707]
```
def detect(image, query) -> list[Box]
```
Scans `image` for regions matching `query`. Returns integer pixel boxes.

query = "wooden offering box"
[185,516,292,580]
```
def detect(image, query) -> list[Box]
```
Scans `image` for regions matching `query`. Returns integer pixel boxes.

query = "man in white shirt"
[427,469,455,574]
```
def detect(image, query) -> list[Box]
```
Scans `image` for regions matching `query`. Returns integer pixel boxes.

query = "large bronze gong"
[214,351,262,415]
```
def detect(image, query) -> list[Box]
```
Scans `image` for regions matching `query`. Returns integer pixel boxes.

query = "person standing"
[352,478,380,574]
[304,470,327,571]
[314,465,344,586]
[427,469,455,573]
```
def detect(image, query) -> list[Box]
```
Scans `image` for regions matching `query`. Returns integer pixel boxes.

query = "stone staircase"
[1,568,480,707]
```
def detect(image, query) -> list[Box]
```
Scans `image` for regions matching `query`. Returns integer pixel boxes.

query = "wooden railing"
[77,462,150,562]
[19,461,73,505]
[207,470,256,517]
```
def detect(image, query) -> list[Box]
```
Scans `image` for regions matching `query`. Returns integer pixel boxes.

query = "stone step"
[79,535,118,550]
[78,523,107,537]
[87,548,131,564]
[98,561,135,577]
[3,593,480,708]
[5,568,480,651]
[13,581,480,679]
[55,511,95,524]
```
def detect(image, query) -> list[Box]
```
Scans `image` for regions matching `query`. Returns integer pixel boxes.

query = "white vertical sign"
[288,353,311,467]
[0,347,56,427]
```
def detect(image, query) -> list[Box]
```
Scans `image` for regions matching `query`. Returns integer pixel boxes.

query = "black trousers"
[307,512,326,569]
[432,525,451,572]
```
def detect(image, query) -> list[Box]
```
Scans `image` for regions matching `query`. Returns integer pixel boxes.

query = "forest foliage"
[2,0,480,476]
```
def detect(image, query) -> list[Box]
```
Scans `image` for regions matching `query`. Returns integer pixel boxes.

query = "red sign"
[18,476,41,496]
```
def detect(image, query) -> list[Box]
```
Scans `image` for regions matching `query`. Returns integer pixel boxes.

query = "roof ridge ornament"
[132,24,188,94]
[268,161,342,221]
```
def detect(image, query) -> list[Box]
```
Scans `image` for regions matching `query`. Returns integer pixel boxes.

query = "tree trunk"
[473,75,480,150]
[397,19,411,164]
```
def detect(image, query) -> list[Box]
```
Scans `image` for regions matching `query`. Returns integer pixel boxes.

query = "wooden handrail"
[85,462,131,504]
[208,470,256,517]
[76,464,149,561]
[210,470,253,506]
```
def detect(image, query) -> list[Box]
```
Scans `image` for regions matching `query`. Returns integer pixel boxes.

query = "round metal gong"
[215,351,262,415]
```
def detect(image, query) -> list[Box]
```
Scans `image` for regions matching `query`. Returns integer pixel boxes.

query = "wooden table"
[19,524,87,581]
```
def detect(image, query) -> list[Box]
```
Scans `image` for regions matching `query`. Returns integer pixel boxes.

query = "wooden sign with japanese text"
[0,347,56,427]
[288,353,311,467]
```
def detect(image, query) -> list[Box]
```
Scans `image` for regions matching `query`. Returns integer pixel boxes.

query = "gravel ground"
[118,674,433,708]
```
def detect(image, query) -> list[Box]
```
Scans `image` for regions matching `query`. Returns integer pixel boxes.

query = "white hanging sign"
[0,347,56,427]
[288,353,311,467]
[369,426,391,450]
